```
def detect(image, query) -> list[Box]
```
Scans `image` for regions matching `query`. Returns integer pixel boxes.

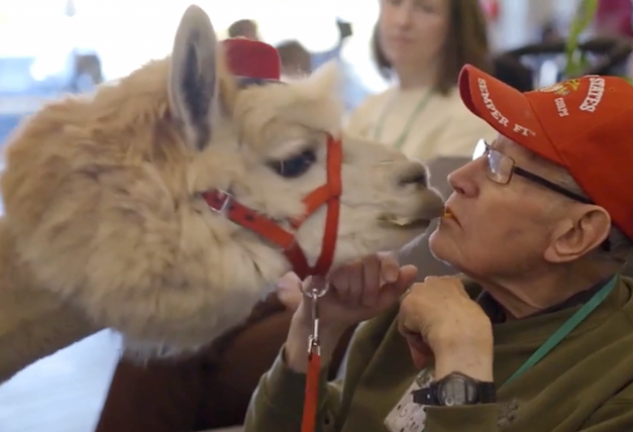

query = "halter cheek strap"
[201,134,343,279]
[204,74,341,432]
[202,134,342,432]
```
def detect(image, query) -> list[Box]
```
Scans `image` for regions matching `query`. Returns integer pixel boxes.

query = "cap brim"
[458,65,562,164]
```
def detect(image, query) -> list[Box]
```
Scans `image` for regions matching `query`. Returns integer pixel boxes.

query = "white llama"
[0,5,444,382]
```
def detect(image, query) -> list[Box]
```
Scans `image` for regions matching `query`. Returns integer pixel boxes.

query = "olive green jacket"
[245,277,633,432]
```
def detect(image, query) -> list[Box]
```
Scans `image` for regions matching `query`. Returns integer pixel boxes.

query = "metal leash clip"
[302,280,329,355]
[300,279,329,432]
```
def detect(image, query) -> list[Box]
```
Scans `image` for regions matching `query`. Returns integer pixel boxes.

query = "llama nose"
[399,162,428,188]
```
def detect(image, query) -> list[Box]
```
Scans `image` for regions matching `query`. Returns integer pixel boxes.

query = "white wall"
[490,0,580,51]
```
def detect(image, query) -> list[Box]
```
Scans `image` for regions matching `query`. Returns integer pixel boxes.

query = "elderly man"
[244,67,633,432]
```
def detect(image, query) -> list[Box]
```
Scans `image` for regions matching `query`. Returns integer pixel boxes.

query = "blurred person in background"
[68,52,104,92]
[346,0,496,279]
[540,20,563,43]
[227,19,260,40]
[593,0,633,39]
[276,40,312,79]
[592,0,633,79]
[347,0,494,163]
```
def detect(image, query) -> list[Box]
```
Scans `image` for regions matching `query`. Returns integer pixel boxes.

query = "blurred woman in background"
[347,0,495,165]
[347,0,496,278]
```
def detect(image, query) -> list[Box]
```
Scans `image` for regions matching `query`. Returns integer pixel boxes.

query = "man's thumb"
[403,333,434,370]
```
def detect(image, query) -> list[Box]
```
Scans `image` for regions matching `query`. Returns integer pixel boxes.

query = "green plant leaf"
[564,0,599,77]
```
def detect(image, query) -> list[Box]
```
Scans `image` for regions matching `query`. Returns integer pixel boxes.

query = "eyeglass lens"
[485,145,513,185]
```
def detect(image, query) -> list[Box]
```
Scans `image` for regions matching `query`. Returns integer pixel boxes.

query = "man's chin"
[427,230,453,263]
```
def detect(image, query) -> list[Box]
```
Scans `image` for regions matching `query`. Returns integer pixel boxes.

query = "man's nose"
[447,160,481,197]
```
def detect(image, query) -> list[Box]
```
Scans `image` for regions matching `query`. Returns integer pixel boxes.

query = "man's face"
[429,135,573,278]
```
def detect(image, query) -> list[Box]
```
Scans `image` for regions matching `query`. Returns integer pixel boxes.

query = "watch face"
[438,375,477,406]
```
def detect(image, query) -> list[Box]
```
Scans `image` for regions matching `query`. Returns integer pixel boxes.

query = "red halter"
[201,135,343,280]
[202,134,342,432]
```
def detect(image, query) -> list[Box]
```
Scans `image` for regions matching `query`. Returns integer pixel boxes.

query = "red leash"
[201,135,343,432]
[302,351,321,432]
[301,285,328,432]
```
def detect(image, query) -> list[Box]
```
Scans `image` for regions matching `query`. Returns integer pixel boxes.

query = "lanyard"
[304,274,617,431]
[420,274,619,432]
[372,88,434,151]
[502,274,619,386]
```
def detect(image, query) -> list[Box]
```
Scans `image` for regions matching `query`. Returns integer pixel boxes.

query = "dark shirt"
[477,276,613,324]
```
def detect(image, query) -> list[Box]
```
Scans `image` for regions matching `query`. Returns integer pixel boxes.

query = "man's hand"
[398,276,494,382]
[275,272,303,311]
[284,253,417,373]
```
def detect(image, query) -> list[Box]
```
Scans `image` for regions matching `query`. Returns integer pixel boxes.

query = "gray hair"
[557,171,633,265]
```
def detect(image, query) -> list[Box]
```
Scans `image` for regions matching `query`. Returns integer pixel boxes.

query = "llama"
[0,5,444,381]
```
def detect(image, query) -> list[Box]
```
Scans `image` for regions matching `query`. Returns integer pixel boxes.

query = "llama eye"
[269,149,317,178]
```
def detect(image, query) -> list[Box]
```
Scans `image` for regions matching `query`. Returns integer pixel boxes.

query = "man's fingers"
[277,288,303,311]
[377,265,416,308]
[348,262,364,306]
[276,272,302,291]
[379,252,400,283]
[403,333,433,370]
[395,265,418,291]
[330,261,359,302]
[362,254,381,307]
[408,345,432,370]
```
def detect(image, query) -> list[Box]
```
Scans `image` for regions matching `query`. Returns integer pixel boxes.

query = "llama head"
[224,64,445,269]
[163,6,445,279]
[0,5,443,355]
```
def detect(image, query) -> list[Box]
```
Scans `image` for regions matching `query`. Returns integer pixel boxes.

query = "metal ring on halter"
[301,279,330,299]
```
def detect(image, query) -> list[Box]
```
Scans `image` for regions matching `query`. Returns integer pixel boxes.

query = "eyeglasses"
[477,139,593,205]
[475,140,611,251]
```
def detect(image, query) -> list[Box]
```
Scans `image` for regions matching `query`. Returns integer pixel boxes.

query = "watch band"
[412,372,496,406]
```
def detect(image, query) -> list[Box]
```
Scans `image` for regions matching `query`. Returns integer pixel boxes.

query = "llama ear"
[169,5,219,151]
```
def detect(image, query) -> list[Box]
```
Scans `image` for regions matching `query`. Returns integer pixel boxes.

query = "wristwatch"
[412,372,496,406]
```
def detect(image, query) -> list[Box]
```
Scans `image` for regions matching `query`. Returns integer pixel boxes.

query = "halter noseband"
[202,76,343,279]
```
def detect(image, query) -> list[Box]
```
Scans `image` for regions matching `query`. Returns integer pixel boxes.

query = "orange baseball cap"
[458,65,633,240]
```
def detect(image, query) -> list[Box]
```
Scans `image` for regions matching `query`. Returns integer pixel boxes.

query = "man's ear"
[168,5,221,151]
[544,206,612,263]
